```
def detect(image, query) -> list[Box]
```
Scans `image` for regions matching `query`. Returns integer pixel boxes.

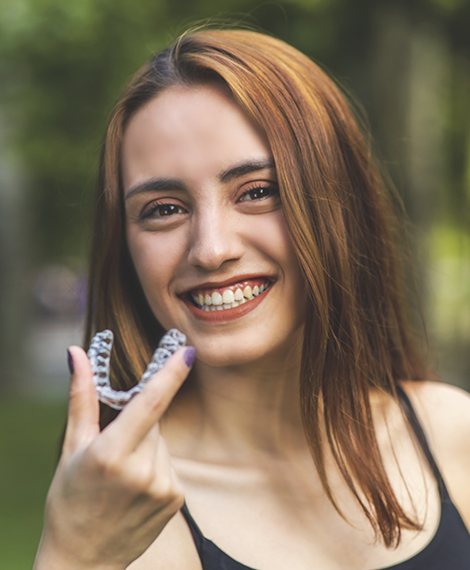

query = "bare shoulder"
[400,380,470,446]
[400,380,470,527]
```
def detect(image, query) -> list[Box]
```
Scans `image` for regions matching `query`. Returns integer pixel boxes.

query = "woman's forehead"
[121,84,271,191]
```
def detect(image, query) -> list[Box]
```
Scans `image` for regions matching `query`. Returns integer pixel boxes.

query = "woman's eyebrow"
[124,158,275,201]
[218,158,275,183]
[125,178,186,201]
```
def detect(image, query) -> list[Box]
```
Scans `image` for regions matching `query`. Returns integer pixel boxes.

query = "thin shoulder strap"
[180,502,257,570]
[181,501,205,553]
[396,384,449,499]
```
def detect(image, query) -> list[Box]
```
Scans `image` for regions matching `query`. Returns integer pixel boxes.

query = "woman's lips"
[183,279,274,322]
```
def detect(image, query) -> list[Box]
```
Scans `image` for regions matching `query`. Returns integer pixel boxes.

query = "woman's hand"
[33,343,195,570]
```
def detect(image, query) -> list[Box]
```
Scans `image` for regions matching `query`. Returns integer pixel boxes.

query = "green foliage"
[427,224,470,339]
[0,397,66,569]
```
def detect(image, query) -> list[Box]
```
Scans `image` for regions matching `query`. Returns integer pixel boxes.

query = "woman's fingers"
[125,426,184,505]
[63,346,100,454]
[147,434,185,505]
[103,346,196,454]
[130,423,160,468]
[36,343,193,568]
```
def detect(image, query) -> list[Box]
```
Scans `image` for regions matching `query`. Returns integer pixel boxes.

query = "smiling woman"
[34,27,470,570]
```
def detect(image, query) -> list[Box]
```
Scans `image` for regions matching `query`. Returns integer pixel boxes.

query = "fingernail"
[67,349,74,374]
[183,346,196,368]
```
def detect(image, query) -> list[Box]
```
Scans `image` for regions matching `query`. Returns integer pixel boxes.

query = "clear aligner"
[87,328,187,410]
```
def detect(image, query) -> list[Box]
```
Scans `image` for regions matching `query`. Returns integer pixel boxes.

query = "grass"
[0,396,67,569]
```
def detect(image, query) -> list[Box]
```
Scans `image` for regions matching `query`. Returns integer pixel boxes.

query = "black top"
[180,385,470,569]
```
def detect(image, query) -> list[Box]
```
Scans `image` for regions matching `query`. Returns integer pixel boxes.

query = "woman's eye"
[140,202,185,220]
[239,184,279,202]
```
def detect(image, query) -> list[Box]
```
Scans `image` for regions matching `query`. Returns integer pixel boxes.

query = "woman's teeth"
[190,282,271,311]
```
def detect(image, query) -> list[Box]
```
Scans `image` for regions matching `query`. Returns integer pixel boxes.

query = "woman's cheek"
[128,232,188,320]
[129,230,181,274]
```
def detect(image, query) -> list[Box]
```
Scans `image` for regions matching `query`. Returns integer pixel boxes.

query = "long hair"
[85,27,436,547]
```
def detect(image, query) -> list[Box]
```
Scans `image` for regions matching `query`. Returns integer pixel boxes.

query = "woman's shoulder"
[400,379,470,449]
[400,379,470,528]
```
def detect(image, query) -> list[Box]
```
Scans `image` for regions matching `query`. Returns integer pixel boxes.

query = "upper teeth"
[191,282,270,309]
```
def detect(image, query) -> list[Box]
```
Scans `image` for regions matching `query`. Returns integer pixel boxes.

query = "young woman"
[34,28,470,569]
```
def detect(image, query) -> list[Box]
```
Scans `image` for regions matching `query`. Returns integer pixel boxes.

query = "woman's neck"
[163,332,309,464]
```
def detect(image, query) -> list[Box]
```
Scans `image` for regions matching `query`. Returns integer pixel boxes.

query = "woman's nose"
[187,211,243,271]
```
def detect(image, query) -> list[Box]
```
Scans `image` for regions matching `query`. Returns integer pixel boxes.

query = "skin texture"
[34,83,470,570]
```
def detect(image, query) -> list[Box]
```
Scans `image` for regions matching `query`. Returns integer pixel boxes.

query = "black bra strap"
[181,501,205,553]
[396,384,449,499]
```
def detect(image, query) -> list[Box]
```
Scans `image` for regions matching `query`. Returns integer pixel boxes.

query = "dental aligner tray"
[87,328,187,410]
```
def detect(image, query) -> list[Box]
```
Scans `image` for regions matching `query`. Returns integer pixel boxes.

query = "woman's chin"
[192,337,300,371]
[194,350,262,369]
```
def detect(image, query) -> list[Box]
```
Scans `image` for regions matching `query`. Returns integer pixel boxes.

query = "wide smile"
[181,277,275,322]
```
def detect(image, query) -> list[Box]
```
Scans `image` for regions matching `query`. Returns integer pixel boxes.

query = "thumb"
[62,346,100,455]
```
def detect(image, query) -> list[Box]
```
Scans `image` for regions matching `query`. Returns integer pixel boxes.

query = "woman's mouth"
[182,277,275,322]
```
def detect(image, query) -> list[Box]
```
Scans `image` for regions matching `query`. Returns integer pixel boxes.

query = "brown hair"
[85,27,435,547]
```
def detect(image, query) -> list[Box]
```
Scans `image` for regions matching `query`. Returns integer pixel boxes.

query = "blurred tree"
[0,117,30,393]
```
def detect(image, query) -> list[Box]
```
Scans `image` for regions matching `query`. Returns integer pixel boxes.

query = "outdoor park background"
[0,0,469,567]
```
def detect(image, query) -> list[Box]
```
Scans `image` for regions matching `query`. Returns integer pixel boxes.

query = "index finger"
[101,346,195,453]
[62,346,100,455]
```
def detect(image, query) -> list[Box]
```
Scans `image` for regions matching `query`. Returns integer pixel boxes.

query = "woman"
[34,28,470,569]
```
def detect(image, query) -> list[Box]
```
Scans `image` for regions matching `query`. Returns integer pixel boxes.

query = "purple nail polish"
[183,347,196,368]
[67,349,74,374]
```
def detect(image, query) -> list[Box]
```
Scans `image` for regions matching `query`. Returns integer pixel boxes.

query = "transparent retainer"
[87,328,187,410]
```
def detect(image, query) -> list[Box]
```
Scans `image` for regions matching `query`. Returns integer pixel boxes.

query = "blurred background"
[0,0,469,567]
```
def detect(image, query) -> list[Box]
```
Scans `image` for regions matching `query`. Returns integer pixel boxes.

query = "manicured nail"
[67,349,74,374]
[183,347,196,368]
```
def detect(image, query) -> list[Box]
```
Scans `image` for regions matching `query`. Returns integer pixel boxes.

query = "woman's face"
[122,83,306,367]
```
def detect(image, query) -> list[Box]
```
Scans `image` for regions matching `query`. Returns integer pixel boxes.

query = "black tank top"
[180,385,470,569]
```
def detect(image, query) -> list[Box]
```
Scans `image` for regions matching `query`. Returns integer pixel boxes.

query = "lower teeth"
[203,303,238,312]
